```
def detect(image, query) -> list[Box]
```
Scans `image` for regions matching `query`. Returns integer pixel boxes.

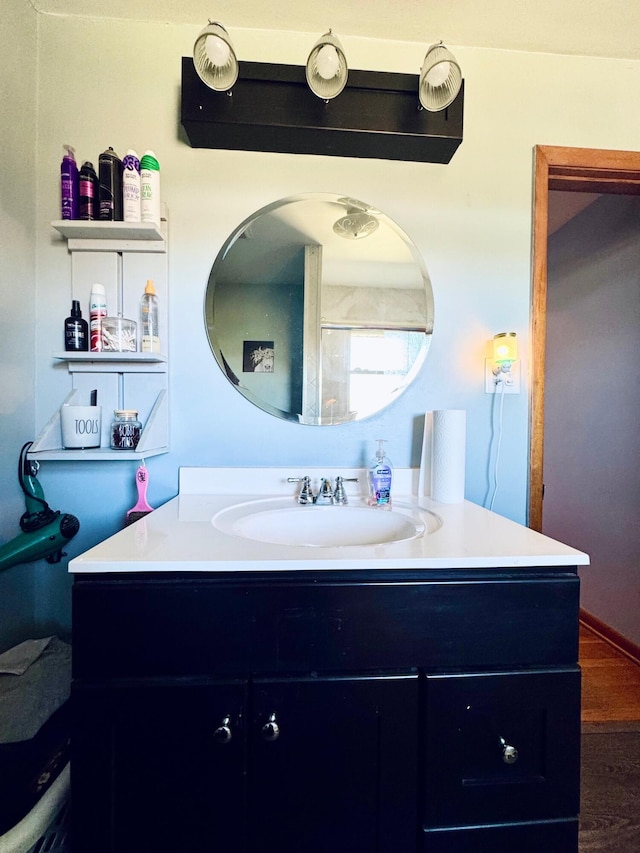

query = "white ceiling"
[31,0,640,61]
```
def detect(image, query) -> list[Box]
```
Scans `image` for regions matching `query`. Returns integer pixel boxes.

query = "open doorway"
[529,145,640,529]
[529,145,640,653]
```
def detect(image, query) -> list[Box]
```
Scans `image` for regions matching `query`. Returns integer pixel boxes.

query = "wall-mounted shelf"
[29,389,168,461]
[52,219,166,253]
[53,351,167,369]
[31,220,170,461]
[181,58,464,164]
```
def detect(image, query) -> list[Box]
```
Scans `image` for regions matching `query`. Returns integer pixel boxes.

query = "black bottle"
[98,146,123,221]
[64,300,89,351]
[79,161,99,220]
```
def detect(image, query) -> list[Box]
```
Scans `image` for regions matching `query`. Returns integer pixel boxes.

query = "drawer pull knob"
[261,712,280,742]
[499,737,519,764]
[213,716,233,744]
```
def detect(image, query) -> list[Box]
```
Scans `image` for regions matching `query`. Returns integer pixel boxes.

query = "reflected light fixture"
[306,30,348,100]
[333,199,379,239]
[193,22,239,92]
[419,42,462,111]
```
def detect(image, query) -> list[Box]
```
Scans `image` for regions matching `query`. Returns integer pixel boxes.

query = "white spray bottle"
[368,439,393,507]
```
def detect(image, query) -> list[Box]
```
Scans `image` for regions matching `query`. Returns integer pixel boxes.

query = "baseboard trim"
[580,609,640,666]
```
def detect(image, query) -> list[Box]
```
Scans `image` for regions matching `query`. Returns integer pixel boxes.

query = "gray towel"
[0,637,71,743]
[0,637,53,675]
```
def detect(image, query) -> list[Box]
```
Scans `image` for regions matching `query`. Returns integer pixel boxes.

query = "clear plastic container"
[102,316,137,352]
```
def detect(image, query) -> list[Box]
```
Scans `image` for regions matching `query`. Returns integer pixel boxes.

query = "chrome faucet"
[288,475,359,505]
[315,478,334,505]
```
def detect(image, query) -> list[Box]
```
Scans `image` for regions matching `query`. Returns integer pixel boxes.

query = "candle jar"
[110,410,142,450]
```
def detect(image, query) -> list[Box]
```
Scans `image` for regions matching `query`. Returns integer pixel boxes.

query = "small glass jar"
[110,410,142,450]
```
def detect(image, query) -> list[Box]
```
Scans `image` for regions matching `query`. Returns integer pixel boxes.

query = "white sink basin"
[212,498,440,547]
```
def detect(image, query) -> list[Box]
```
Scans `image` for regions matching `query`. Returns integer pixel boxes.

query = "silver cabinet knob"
[499,736,518,764]
[261,712,280,742]
[213,716,233,744]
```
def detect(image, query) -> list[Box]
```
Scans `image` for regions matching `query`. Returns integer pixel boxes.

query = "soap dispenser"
[368,439,393,507]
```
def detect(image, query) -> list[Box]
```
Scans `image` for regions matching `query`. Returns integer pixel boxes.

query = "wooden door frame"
[529,145,640,531]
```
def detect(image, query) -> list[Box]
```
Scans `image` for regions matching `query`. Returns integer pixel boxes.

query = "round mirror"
[205,193,434,424]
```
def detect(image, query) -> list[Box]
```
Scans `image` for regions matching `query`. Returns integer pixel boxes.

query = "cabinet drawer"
[422,818,578,852]
[423,667,581,828]
[73,575,579,677]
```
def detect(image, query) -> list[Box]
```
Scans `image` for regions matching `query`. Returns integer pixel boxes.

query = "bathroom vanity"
[69,468,588,853]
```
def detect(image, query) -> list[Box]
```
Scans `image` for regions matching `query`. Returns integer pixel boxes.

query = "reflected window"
[320,328,426,422]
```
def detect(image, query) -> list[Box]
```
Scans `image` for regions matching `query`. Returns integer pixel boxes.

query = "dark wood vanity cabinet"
[71,568,581,853]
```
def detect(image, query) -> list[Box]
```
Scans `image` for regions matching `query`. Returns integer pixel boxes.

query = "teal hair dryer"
[0,444,80,573]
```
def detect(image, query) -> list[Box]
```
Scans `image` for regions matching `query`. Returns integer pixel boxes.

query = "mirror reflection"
[205,194,434,424]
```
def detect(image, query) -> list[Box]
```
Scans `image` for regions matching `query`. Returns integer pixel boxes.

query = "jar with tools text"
[110,410,142,450]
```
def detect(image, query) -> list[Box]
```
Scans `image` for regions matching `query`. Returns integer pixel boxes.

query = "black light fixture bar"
[180,57,464,164]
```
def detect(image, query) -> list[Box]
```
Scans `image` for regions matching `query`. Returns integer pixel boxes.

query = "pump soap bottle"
[368,439,393,507]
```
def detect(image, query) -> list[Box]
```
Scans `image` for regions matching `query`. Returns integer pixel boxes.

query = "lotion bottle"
[368,439,393,507]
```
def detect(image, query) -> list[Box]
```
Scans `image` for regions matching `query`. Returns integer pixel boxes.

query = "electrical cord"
[18,441,59,533]
[488,378,506,511]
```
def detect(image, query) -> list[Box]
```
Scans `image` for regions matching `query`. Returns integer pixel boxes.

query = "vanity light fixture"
[193,22,239,92]
[306,30,349,100]
[419,43,462,112]
[182,27,465,162]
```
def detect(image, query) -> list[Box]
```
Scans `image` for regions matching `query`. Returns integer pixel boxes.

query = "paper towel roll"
[431,409,466,503]
[418,411,433,498]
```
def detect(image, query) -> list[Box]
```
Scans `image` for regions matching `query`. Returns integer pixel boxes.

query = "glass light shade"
[419,43,462,111]
[306,31,348,100]
[493,332,518,365]
[333,212,379,240]
[193,22,239,92]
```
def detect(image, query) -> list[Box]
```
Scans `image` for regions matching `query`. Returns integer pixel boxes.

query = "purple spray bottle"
[60,144,79,220]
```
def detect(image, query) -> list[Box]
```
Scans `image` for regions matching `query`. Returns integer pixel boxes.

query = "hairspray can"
[98,147,123,221]
[140,150,161,226]
[60,145,79,220]
[79,161,99,220]
[122,149,141,222]
[89,283,108,352]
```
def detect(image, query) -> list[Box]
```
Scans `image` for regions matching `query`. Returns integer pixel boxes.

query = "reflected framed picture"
[243,340,275,373]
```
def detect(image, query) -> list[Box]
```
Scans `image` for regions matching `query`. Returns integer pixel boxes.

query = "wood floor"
[580,622,640,724]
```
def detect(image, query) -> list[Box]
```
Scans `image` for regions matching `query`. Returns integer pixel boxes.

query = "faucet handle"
[287,476,314,505]
[333,475,359,505]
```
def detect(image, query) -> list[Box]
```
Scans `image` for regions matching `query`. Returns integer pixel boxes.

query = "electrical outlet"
[485,359,521,394]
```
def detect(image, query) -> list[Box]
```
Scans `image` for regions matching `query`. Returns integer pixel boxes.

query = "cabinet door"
[72,679,247,853]
[250,673,418,853]
[422,667,581,830]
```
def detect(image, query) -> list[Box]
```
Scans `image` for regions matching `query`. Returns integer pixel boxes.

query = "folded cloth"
[0,637,53,675]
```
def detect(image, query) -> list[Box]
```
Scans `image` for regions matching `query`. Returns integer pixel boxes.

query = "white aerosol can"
[122,149,141,222]
[140,150,161,226]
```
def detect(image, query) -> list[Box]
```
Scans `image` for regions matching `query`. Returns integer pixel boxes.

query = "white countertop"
[69,467,589,574]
